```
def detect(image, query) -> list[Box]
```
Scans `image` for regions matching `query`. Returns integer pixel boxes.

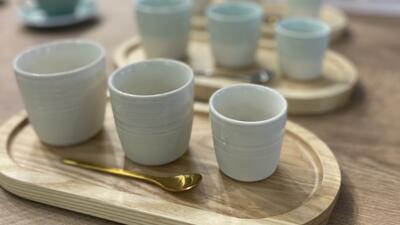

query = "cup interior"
[110,60,193,96]
[210,85,287,123]
[207,2,262,21]
[15,41,104,76]
[137,0,190,12]
[277,18,330,38]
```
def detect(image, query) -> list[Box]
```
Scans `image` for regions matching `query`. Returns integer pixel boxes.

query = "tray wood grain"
[0,102,341,225]
[113,38,358,115]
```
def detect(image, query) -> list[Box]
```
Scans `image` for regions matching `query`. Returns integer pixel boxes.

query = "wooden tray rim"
[0,105,341,225]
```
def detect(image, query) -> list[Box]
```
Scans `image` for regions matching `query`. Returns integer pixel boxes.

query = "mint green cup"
[37,0,80,16]
[207,2,263,68]
[136,0,193,59]
[276,18,330,80]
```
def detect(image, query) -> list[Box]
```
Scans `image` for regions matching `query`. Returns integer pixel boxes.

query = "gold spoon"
[62,159,202,192]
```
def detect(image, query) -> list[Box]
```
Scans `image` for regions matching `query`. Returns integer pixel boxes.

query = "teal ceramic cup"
[276,18,330,80]
[135,0,193,59]
[207,2,263,68]
[37,0,80,16]
[287,0,323,18]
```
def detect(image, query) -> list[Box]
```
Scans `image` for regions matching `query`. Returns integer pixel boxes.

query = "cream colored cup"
[13,40,107,146]
[209,84,287,182]
[108,59,194,166]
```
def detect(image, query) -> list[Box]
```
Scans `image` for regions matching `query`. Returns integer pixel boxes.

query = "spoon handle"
[62,159,156,184]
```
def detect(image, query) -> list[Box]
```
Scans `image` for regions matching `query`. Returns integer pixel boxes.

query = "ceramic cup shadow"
[13,40,107,146]
[209,84,287,182]
[276,17,330,81]
[287,0,322,18]
[108,59,194,166]
[135,0,192,59]
[207,2,263,69]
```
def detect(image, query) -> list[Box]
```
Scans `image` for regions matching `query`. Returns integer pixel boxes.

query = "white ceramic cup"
[276,17,330,80]
[13,40,107,146]
[209,84,287,182]
[108,59,194,166]
[207,2,263,68]
[135,0,193,59]
[287,0,323,18]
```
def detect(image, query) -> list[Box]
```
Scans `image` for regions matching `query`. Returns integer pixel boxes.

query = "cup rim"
[276,17,330,39]
[108,59,194,99]
[13,40,105,78]
[136,0,192,14]
[209,84,287,126]
[207,2,263,23]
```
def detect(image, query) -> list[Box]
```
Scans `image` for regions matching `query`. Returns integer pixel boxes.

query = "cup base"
[125,148,188,166]
[219,164,278,182]
[38,127,104,147]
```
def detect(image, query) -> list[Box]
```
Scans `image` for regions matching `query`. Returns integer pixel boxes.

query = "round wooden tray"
[192,4,348,48]
[113,38,358,115]
[0,102,340,225]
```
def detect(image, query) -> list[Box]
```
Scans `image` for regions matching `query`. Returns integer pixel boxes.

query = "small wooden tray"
[192,4,347,49]
[113,38,358,115]
[0,102,341,225]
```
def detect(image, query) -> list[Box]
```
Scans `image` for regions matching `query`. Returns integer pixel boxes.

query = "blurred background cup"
[209,84,287,182]
[224,0,263,5]
[276,17,330,80]
[207,2,263,68]
[13,40,107,146]
[36,0,80,16]
[108,59,194,166]
[135,0,193,59]
[287,0,323,18]
[193,0,210,15]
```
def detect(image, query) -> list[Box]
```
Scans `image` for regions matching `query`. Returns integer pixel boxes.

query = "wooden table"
[0,1,399,224]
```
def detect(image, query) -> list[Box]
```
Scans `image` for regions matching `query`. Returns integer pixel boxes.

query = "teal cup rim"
[276,17,330,39]
[207,2,263,23]
[136,0,192,14]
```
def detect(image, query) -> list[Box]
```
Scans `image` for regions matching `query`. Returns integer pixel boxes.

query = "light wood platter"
[192,4,348,48]
[0,101,341,225]
[113,38,358,115]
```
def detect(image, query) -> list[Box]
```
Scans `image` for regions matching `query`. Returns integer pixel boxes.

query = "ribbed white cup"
[135,0,193,59]
[276,17,330,80]
[13,40,107,146]
[108,59,194,166]
[209,84,287,182]
[207,2,263,68]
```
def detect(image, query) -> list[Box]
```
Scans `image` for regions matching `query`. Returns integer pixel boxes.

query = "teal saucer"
[19,0,98,28]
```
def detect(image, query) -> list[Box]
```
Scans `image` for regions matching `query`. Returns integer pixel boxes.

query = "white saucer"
[19,0,99,28]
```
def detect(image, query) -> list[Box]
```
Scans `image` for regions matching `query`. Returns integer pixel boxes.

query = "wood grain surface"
[0,102,341,225]
[113,38,358,115]
[0,1,399,225]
